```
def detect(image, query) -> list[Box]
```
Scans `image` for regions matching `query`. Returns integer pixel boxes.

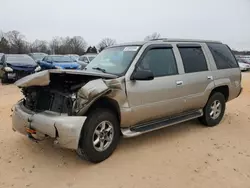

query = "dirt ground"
[0,73,250,188]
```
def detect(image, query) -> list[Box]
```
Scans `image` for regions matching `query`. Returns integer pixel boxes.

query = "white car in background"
[68,54,80,61]
[238,61,250,71]
[78,54,97,64]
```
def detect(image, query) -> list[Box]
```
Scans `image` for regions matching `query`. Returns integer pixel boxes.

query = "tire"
[1,73,8,84]
[77,108,120,163]
[199,92,226,127]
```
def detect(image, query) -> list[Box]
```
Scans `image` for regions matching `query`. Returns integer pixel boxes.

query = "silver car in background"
[78,54,97,64]
[238,61,250,71]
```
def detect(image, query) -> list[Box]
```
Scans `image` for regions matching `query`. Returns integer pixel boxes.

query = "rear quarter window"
[207,43,239,69]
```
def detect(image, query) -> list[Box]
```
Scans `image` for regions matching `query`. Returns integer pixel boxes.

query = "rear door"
[175,43,215,111]
[206,43,241,100]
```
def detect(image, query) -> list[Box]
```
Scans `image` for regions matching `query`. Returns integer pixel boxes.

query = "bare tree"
[6,30,28,53]
[49,37,61,54]
[69,36,87,55]
[0,37,10,53]
[31,40,49,53]
[49,36,87,55]
[98,38,116,51]
[144,32,161,41]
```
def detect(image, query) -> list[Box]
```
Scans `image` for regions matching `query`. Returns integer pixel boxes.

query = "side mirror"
[131,69,154,81]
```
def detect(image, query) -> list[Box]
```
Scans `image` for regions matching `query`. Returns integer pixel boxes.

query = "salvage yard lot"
[0,73,250,188]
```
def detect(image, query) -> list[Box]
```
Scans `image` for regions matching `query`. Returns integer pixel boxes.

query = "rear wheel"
[199,92,226,127]
[77,108,120,163]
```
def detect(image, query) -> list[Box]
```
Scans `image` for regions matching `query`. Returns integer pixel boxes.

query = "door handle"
[176,81,183,86]
[207,76,213,80]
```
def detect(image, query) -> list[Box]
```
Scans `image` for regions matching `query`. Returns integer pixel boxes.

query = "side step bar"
[121,110,203,138]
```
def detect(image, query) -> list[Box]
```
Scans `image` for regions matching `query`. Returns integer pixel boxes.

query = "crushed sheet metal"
[74,79,110,114]
[77,79,110,100]
[15,70,50,87]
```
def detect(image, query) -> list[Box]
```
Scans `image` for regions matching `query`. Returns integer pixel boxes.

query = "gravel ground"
[0,73,250,188]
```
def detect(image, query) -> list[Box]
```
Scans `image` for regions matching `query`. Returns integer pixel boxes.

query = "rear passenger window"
[207,43,238,69]
[139,48,178,77]
[178,47,208,73]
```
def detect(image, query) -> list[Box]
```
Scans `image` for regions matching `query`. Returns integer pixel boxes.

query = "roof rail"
[149,38,167,41]
[149,38,221,44]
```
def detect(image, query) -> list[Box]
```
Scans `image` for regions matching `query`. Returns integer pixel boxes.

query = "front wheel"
[199,92,226,127]
[1,73,8,84]
[77,108,120,163]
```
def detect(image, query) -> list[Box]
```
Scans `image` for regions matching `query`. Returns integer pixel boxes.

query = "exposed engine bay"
[17,70,118,115]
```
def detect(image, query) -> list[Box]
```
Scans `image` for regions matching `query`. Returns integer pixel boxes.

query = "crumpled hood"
[14,69,118,88]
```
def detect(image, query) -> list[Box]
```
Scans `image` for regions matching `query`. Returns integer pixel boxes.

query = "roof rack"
[149,38,221,44]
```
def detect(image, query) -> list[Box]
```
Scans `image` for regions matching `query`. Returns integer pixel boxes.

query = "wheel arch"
[209,85,229,102]
[85,96,121,123]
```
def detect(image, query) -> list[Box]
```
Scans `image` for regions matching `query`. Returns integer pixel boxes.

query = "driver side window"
[138,48,178,77]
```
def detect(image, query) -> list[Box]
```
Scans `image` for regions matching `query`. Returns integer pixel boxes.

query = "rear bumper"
[12,101,87,150]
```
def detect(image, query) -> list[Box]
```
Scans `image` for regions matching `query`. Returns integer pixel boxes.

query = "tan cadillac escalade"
[12,39,242,163]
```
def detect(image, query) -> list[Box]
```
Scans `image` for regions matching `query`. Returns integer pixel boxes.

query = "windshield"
[69,55,79,61]
[31,54,47,61]
[85,46,140,75]
[6,55,36,65]
[49,55,74,62]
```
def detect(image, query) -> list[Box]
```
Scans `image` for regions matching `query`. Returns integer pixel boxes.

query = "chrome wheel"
[210,100,222,120]
[92,120,114,152]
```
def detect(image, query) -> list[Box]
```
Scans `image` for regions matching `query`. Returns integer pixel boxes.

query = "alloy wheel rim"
[210,100,222,120]
[92,120,114,152]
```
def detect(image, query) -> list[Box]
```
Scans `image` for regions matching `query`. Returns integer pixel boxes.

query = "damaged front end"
[12,69,120,149]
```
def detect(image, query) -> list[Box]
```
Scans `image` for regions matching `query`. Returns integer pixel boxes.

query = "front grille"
[14,70,32,79]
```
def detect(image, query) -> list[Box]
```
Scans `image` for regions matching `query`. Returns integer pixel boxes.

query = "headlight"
[55,66,62,69]
[4,67,13,72]
[34,66,41,72]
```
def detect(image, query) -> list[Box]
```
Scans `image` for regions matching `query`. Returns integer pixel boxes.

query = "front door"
[125,45,185,126]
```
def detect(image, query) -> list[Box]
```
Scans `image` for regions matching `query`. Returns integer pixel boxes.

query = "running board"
[121,110,203,138]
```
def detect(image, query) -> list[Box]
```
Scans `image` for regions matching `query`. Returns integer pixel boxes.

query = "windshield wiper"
[92,67,106,73]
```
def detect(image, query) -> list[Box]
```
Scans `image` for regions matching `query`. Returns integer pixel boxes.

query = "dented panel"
[12,68,134,150]
[15,70,50,87]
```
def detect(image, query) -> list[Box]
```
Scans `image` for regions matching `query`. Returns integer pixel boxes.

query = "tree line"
[0,31,162,55]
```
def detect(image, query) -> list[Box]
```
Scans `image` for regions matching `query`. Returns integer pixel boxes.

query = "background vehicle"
[238,61,250,71]
[68,54,80,61]
[0,53,4,59]
[38,55,81,70]
[0,54,41,83]
[78,54,97,65]
[236,57,250,65]
[12,39,242,163]
[29,53,48,62]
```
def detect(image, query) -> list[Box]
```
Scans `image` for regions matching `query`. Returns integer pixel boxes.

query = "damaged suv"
[12,39,242,163]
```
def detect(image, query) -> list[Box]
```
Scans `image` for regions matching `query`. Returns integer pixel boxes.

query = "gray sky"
[1,0,250,50]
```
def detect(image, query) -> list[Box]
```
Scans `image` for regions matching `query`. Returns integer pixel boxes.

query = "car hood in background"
[52,61,80,69]
[7,62,37,71]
